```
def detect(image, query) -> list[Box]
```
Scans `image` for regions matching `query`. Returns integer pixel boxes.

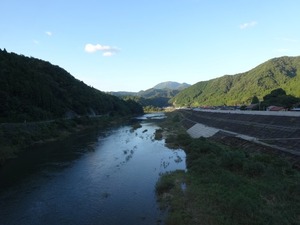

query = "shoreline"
[0,115,133,166]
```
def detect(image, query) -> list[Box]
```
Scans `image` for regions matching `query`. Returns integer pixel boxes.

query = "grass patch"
[154,129,163,140]
[157,111,300,225]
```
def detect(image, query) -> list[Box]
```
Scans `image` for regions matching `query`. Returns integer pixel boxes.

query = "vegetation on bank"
[0,48,144,165]
[0,115,131,166]
[171,56,300,107]
[259,88,300,109]
[156,112,300,225]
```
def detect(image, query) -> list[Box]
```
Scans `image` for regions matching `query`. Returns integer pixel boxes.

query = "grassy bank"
[0,115,129,166]
[156,112,300,225]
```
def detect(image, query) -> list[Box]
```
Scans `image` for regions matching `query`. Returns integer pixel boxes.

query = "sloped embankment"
[179,110,300,157]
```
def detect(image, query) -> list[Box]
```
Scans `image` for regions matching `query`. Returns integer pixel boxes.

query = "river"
[0,113,186,225]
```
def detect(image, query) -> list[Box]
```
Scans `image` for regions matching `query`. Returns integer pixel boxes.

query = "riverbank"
[0,115,132,166]
[0,114,186,225]
[156,111,300,225]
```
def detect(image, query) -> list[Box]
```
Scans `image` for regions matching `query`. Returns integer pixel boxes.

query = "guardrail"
[191,109,300,117]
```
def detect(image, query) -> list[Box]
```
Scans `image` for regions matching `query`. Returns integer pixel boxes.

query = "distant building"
[267,106,286,111]
[245,104,259,110]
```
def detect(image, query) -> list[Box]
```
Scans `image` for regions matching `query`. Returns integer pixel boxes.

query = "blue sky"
[1,0,300,92]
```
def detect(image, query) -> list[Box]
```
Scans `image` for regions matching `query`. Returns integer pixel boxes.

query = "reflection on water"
[0,116,186,225]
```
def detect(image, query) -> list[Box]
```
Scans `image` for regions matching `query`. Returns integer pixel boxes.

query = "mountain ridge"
[109,81,191,108]
[171,56,300,107]
[109,81,190,96]
[152,81,191,90]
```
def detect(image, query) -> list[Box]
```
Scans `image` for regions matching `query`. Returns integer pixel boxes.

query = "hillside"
[152,81,190,90]
[110,81,190,97]
[0,49,143,122]
[110,81,190,108]
[171,56,300,107]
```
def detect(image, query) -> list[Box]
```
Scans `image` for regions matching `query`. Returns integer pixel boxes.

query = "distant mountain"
[0,49,143,122]
[107,91,137,97]
[138,88,180,99]
[171,56,300,107]
[152,81,190,90]
[110,81,190,108]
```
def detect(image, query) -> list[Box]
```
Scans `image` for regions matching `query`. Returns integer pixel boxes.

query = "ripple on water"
[0,120,186,225]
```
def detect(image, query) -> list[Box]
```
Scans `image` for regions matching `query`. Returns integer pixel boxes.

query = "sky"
[1,0,300,92]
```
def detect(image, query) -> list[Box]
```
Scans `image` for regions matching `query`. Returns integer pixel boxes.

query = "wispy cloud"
[239,21,257,29]
[84,43,120,56]
[33,40,40,45]
[277,37,299,43]
[102,52,114,57]
[45,31,52,36]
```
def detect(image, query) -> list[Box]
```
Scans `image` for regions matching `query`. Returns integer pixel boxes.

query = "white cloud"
[84,43,120,56]
[276,48,289,53]
[102,52,114,57]
[239,21,257,29]
[33,40,40,45]
[45,31,52,36]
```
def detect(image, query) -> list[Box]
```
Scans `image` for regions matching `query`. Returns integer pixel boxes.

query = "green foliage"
[171,56,300,107]
[143,105,163,112]
[122,95,173,108]
[159,138,300,225]
[243,161,265,177]
[124,99,144,114]
[251,95,259,104]
[139,88,180,99]
[0,115,127,165]
[154,129,163,140]
[157,113,300,225]
[220,150,246,171]
[152,81,190,90]
[112,83,190,108]
[156,172,176,195]
[0,49,143,122]
[261,88,300,109]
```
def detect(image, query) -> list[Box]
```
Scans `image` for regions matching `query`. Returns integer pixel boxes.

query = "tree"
[251,96,259,104]
[0,50,142,122]
[263,88,286,101]
[261,88,300,109]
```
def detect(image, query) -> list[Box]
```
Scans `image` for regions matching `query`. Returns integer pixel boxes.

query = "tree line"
[0,49,143,123]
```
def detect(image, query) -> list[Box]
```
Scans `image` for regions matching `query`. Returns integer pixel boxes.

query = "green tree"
[263,88,286,101]
[251,96,259,104]
[261,88,300,109]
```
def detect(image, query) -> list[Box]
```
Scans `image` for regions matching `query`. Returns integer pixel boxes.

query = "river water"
[0,114,186,225]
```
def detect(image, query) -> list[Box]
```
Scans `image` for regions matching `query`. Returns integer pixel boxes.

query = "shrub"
[220,151,246,171]
[154,129,163,140]
[156,174,175,196]
[176,133,192,147]
[244,161,265,177]
[172,114,180,123]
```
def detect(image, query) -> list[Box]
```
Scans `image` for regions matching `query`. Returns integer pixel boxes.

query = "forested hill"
[110,81,190,108]
[0,49,143,122]
[152,81,190,90]
[171,56,300,107]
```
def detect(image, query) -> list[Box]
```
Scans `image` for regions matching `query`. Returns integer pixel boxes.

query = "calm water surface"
[0,114,186,225]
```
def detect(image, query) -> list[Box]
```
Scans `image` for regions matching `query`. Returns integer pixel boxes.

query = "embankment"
[179,109,300,159]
